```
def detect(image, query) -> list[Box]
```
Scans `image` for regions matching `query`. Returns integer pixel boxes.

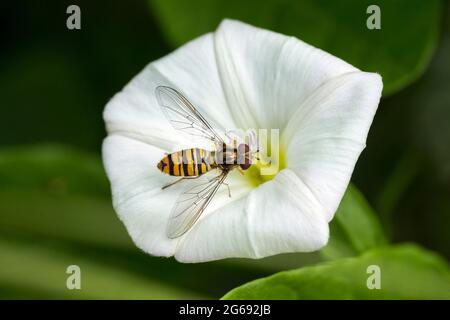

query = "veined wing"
[166,170,228,239]
[155,86,224,145]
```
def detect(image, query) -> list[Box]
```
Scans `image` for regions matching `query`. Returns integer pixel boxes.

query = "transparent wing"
[166,170,228,239]
[155,86,224,145]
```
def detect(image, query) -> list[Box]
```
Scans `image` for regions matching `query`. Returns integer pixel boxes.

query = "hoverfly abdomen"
[157,148,215,177]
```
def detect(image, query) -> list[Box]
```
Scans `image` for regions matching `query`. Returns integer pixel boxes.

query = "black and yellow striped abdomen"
[157,148,215,176]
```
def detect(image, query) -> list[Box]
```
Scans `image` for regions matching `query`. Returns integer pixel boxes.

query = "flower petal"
[103,33,237,152]
[282,71,383,222]
[175,169,329,263]
[214,19,357,130]
[102,135,178,256]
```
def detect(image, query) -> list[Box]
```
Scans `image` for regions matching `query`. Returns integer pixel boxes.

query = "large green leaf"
[0,145,130,249]
[321,184,388,260]
[0,239,204,299]
[0,188,134,250]
[223,244,450,299]
[150,0,442,95]
[0,145,110,198]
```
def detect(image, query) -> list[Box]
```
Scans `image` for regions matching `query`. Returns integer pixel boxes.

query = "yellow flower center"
[245,148,286,187]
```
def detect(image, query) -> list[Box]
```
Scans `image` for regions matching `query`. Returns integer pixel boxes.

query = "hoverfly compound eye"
[240,162,251,170]
[238,143,252,170]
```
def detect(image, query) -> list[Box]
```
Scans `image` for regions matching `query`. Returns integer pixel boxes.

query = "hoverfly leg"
[237,167,245,175]
[208,175,220,183]
[222,182,232,198]
[162,178,183,190]
[162,177,195,190]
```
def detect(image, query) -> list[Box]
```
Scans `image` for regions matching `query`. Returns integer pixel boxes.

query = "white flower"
[102,19,382,263]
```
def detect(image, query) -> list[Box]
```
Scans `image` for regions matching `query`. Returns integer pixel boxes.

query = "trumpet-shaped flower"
[102,19,382,263]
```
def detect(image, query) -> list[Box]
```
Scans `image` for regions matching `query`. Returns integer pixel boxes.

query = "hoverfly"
[155,86,259,239]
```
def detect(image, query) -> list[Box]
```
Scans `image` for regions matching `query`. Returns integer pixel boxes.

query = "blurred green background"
[0,0,449,299]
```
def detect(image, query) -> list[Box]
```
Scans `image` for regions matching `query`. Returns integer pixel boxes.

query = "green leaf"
[0,239,204,299]
[321,184,387,260]
[0,188,134,250]
[222,244,450,299]
[150,0,442,95]
[375,151,422,237]
[0,145,131,249]
[0,144,110,198]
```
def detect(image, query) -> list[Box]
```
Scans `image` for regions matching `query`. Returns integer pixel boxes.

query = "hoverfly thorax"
[237,143,252,170]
